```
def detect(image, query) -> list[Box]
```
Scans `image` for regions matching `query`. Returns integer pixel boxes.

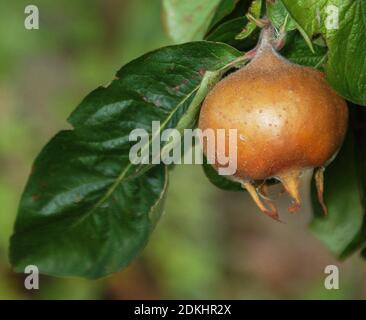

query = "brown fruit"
[198,27,348,220]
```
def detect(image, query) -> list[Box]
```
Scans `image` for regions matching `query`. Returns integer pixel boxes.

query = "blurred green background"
[0,0,366,300]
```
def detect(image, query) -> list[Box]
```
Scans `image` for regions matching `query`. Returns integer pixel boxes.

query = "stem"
[246,24,276,58]
[258,24,276,50]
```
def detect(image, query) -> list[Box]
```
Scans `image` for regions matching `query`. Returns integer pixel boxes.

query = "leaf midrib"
[73,83,201,225]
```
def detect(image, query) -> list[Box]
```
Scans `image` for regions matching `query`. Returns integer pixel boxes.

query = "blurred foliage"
[0,0,366,299]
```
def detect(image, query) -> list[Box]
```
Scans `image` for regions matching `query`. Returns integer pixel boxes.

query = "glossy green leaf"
[282,0,366,105]
[10,42,243,278]
[11,135,168,278]
[69,42,242,175]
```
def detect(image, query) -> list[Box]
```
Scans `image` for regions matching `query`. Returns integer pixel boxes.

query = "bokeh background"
[1,0,366,300]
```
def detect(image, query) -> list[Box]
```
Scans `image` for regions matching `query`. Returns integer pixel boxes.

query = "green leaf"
[69,42,242,174]
[280,31,327,68]
[267,0,297,31]
[280,0,326,36]
[310,108,365,258]
[10,42,243,278]
[162,0,223,43]
[352,107,366,258]
[325,1,366,106]
[235,0,262,40]
[282,0,366,105]
[10,133,168,279]
[205,17,259,50]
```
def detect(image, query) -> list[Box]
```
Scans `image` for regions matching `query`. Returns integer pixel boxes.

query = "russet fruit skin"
[198,28,348,220]
[199,50,348,181]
